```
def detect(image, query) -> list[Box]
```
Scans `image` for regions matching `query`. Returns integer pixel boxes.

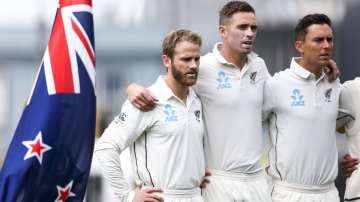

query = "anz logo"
[164,104,177,122]
[291,89,305,107]
[216,71,232,89]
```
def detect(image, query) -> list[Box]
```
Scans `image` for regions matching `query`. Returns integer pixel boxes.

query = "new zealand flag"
[0,0,96,201]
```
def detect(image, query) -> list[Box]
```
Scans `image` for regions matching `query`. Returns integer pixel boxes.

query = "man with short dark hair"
[195,1,271,201]
[263,14,341,202]
[95,29,205,202]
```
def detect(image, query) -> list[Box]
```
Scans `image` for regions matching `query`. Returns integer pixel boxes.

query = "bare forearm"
[126,83,158,111]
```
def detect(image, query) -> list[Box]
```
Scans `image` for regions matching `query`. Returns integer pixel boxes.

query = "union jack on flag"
[0,0,96,201]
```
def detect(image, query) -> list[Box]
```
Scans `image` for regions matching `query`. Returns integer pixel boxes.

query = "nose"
[245,27,256,38]
[323,41,330,49]
[189,59,199,70]
[323,40,333,49]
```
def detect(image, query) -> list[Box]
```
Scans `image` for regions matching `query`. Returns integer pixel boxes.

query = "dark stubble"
[171,62,198,86]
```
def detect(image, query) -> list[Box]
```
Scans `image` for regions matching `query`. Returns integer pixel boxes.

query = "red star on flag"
[22,131,52,164]
[55,180,76,202]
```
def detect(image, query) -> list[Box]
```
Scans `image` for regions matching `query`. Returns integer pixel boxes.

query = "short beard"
[171,62,197,86]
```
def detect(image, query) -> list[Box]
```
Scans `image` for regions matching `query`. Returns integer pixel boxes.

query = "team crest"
[324,88,332,102]
[249,71,257,84]
[194,110,201,122]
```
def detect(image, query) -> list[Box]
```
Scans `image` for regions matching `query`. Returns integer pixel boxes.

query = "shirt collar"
[154,76,198,104]
[155,76,174,100]
[187,86,197,107]
[212,42,258,66]
[290,57,326,81]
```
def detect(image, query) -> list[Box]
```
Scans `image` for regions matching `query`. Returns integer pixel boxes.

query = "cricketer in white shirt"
[263,57,341,201]
[194,43,272,201]
[195,43,270,173]
[339,77,360,202]
[95,77,205,202]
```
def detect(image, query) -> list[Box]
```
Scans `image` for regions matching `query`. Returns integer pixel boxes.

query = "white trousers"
[202,169,272,202]
[153,187,203,202]
[271,180,339,202]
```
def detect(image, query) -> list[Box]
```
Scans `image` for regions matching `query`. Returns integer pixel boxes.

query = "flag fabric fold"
[0,0,96,201]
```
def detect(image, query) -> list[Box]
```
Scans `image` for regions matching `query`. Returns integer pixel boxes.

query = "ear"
[219,24,227,38]
[294,40,304,55]
[162,55,172,69]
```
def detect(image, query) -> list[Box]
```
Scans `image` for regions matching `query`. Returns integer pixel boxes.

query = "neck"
[164,76,189,103]
[298,59,323,79]
[220,43,248,70]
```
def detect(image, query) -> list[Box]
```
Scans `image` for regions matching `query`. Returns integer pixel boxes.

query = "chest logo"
[325,88,332,102]
[194,110,201,122]
[164,104,177,122]
[249,71,257,84]
[291,89,305,106]
[216,71,232,89]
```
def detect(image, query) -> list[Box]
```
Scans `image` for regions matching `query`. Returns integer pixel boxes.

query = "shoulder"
[267,69,289,84]
[120,100,145,117]
[251,55,266,67]
[324,78,342,91]
[343,78,360,90]
[200,52,217,67]
[198,53,220,78]
[250,56,270,78]
[148,82,164,99]
[341,78,360,101]
[248,52,267,69]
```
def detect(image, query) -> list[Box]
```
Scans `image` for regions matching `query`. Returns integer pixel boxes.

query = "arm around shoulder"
[126,83,158,111]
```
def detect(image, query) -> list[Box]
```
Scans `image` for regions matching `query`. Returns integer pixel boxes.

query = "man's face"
[296,24,333,68]
[220,12,258,55]
[165,41,200,86]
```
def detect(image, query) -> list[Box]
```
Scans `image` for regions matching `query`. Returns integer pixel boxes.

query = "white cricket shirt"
[193,43,270,173]
[95,76,205,201]
[263,58,341,186]
[339,77,360,201]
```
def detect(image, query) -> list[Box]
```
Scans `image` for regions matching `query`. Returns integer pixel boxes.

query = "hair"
[295,13,332,41]
[219,1,255,25]
[162,29,202,59]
